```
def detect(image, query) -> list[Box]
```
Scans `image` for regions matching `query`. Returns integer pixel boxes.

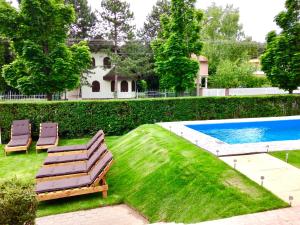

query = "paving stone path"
[221,153,300,206]
[153,206,300,225]
[36,204,148,225]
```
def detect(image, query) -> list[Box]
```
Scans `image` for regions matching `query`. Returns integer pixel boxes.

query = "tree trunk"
[114,75,118,99]
[113,12,118,99]
[46,93,53,101]
[289,89,293,94]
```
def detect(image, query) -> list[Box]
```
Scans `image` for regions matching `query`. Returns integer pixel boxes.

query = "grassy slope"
[270,151,300,169]
[0,125,286,223]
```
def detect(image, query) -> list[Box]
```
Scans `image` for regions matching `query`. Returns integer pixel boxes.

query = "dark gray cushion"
[37,137,57,146]
[44,153,88,165]
[48,145,86,153]
[7,135,30,147]
[86,130,104,149]
[90,151,113,183]
[36,163,87,178]
[12,120,30,136]
[40,123,57,137]
[35,175,90,194]
[87,144,107,170]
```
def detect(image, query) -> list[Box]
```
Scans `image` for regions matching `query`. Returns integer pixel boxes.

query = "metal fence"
[137,88,300,98]
[0,92,62,101]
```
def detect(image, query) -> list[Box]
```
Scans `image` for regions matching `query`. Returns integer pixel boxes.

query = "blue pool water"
[186,119,300,144]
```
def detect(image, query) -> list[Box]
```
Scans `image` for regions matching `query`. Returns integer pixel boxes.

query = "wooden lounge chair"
[36,123,59,153]
[36,151,113,201]
[4,120,32,156]
[36,143,108,182]
[47,130,104,156]
[43,136,104,166]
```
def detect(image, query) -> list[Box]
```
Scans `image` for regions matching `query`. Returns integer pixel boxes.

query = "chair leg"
[102,190,108,198]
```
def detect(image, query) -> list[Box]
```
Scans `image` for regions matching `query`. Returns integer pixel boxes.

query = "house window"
[91,57,96,68]
[103,57,112,69]
[92,81,100,92]
[132,80,136,92]
[111,80,115,92]
[121,80,128,92]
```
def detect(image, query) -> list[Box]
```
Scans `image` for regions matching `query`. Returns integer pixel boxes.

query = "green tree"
[203,40,264,76]
[99,0,135,97]
[201,3,244,41]
[261,0,300,94]
[0,38,13,92]
[138,0,171,43]
[0,0,92,100]
[210,60,268,88]
[65,0,97,39]
[200,3,264,77]
[152,0,203,95]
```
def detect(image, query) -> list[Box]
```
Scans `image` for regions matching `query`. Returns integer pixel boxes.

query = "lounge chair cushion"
[37,137,57,146]
[36,163,87,178]
[44,153,88,165]
[86,130,104,149]
[48,144,86,153]
[35,175,90,194]
[40,123,57,137]
[38,144,108,178]
[12,120,30,136]
[90,152,113,183]
[7,135,30,147]
[36,152,113,194]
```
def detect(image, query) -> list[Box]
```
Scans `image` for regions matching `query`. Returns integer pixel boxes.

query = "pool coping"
[158,115,300,156]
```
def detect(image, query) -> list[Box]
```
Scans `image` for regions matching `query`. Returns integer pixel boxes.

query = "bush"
[1,95,300,142]
[0,179,37,225]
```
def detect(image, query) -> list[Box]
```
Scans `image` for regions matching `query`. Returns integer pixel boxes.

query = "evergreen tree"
[65,0,97,39]
[152,0,203,95]
[261,0,300,93]
[99,0,135,97]
[138,0,171,43]
[0,0,92,100]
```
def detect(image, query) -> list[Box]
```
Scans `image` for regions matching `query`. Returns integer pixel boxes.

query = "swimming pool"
[186,119,300,144]
[158,116,300,156]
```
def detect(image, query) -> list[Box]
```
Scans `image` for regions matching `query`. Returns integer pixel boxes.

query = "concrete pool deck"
[158,116,300,156]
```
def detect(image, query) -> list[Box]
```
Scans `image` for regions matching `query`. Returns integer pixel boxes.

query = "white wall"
[81,52,136,99]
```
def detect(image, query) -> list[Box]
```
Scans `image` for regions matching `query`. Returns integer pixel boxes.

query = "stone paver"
[221,153,300,206]
[36,204,148,225]
[152,206,300,225]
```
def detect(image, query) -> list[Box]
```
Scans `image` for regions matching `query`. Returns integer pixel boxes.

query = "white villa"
[67,40,137,100]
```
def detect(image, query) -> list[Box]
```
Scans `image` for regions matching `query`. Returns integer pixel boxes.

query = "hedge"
[0,179,37,225]
[0,95,300,142]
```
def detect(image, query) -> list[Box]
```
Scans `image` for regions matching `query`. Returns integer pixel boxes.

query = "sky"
[10,0,286,42]
[88,0,286,43]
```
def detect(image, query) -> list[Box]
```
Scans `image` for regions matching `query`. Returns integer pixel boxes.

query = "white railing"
[0,92,47,101]
[202,87,300,96]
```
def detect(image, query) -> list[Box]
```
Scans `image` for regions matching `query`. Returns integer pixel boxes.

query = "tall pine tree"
[99,0,135,97]
[65,0,97,39]
[139,0,171,44]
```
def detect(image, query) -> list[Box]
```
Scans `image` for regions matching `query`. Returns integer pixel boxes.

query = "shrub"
[0,179,37,225]
[1,95,300,142]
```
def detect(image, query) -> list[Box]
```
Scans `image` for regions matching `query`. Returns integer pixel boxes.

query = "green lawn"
[0,125,287,223]
[270,150,300,169]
